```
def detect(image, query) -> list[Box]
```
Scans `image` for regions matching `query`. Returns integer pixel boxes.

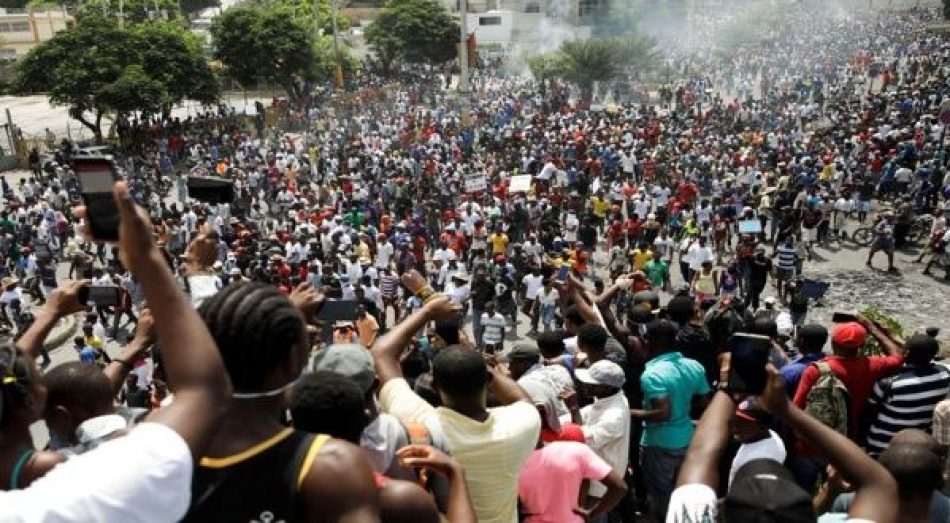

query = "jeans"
[640,446,686,520]
[540,304,556,331]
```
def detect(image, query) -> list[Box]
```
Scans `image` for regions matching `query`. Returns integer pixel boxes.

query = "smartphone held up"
[72,157,120,242]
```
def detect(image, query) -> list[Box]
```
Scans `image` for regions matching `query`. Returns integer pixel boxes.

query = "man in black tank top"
[182,282,379,521]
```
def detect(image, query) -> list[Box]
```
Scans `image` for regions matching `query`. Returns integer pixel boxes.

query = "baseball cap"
[310,344,375,393]
[831,321,867,349]
[725,459,814,522]
[575,360,625,389]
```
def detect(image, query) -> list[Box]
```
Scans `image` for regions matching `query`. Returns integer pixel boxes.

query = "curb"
[43,314,78,351]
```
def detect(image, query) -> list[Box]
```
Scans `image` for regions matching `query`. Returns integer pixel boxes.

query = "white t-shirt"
[0,423,192,522]
[728,430,787,488]
[538,288,560,306]
[187,274,223,308]
[521,274,544,300]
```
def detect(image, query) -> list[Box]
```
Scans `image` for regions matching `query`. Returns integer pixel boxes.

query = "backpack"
[804,362,850,435]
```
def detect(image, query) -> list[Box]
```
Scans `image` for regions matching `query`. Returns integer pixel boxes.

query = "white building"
[443,0,604,52]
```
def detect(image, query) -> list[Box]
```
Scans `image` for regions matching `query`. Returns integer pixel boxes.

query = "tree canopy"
[525,36,659,101]
[365,0,459,72]
[13,16,219,141]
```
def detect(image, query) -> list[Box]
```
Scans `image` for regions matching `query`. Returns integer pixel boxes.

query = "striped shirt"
[866,365,950,455]
[379,274,400,299]
[775,245,797,270]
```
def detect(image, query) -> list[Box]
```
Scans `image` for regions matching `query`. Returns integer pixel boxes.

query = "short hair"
[536,331,567,358]
[644,319,678,346]
[666,295,695,324]
[431,346,489,399]
[905,334,940,364]
[797,324,828,354]
[198,282,306,392]
[44,362,113,415]
[879,443,943,497]
[290,371,368,444]
[577,324,608,352]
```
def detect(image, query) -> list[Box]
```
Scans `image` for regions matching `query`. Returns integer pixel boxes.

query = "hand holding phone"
[73,158,120,241]
[723,333,772,394]
[831,311,858,323]
[555,264,571,284]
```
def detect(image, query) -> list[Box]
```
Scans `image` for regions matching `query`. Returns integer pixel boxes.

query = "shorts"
[802,227,818,242]
[872,238,895,252]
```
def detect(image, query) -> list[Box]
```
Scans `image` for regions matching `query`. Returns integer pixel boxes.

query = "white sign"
[509,174,533,193]
[464,172,487,192]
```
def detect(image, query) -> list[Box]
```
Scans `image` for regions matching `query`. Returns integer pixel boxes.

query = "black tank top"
[183,428,329,522]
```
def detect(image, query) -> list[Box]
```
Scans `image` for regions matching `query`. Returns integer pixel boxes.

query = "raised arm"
[95,182,232,459]
[16,280,88,359]
[858,314,904,358]
[371,294,459,385]
[760,365,897,522]
[675,390,735,489]
[103,309,154,397]
[486,364,531,405]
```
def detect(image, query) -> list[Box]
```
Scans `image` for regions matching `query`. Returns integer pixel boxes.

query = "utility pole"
[330,0,342,88]
[312,0,320,39]
[457,0,471,129]
[458,0,470,94]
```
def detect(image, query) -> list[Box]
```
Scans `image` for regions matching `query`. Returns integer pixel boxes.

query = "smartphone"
[555,264,571,284]
[725,333,772,394]
[317,299,359,321]
[831,311,858,323]
[73,157,120,241]
[86,285,120,307]
[188,176,234,204]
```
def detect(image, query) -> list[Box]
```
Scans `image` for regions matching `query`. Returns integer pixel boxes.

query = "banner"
[509,174,532,193]
[464,172,487,192]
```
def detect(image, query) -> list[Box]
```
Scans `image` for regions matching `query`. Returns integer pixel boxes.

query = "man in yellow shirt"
[372,297,540,523]
[630,243,654,270]
[490,229,509,256]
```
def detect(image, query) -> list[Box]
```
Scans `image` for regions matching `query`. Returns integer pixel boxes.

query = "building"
[0,8,75,58]
[442,0,606,52]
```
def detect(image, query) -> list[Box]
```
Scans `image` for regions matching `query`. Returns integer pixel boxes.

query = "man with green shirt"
[643,255,670,291]
[631,320,710,520]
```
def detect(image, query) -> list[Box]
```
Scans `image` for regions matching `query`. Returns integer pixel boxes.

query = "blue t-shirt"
[780,353,823,396]
[640,352,710,449]
[79,346,98,365]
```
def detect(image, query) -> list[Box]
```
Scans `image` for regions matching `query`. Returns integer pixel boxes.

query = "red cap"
[832,322,867,349]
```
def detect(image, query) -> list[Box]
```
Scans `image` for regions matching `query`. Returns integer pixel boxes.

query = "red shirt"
[792,353,903,438]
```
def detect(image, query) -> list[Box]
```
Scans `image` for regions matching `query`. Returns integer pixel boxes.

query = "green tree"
[554,39,623,101]
[13,16,219,141]
[210,4,317,99]
[365,0,459,72]
[525,53,559,93]
[253,0,349,35]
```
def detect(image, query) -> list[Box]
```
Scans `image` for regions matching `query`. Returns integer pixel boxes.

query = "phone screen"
[726,333,772,394]
[87,285,120,307]
[317,299,359,321]
[555,264,571,283]
[74,158,119,241]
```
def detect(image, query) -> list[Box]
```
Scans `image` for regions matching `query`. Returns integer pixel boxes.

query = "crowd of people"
[1,1,950,522]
